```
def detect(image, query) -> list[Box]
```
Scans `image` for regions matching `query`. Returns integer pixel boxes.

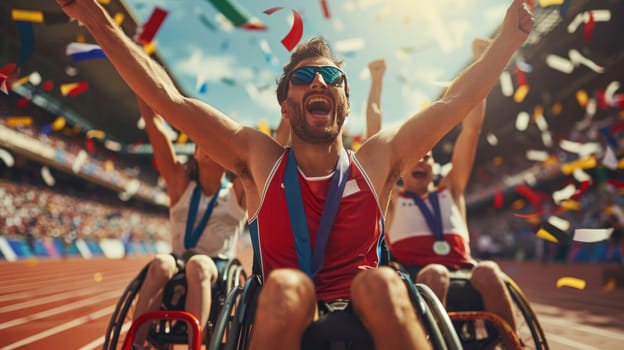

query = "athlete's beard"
[287,92,348,145]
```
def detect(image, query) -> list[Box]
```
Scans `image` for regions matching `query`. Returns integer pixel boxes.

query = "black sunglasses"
[289,66,346,86]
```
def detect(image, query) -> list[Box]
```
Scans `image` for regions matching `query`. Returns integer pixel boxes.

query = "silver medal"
[433,241,450,255]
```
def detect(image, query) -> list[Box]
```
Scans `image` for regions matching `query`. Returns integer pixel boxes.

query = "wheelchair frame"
[446,272,549,350]
[103,257,246,350]
[209,271,463,350]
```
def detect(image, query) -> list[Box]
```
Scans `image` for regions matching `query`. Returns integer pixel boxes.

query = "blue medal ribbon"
[184,182,223,250]
[405,191,444,242]
[283,147,351,280]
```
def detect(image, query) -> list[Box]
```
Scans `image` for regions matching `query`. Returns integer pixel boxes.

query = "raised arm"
[55,0,280,176]
[440,38,490,204]
[359,0,532,200]
[366,59,386,139]
[137,97,188,203]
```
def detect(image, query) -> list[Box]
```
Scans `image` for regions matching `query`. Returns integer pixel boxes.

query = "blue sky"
[125,0,510,136]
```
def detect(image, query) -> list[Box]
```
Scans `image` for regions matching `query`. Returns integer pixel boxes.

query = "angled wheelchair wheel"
[504,275,548,350]
[103,264,149,350]
[447,273,548,350]
[414,283,463,350]
[147,258,248,348]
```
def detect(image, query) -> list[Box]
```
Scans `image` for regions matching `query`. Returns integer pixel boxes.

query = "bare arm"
[440,38,490,204]
[138,98,187,204]
[366,59,386,139]
[358,0,533,202]
[56,0,280,177]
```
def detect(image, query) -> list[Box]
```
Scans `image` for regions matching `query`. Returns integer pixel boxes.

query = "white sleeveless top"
[169,180,246,258]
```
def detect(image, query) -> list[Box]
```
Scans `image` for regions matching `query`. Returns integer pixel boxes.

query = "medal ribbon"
[405,191,445,242]
[184,182,223,250]
[283,147,351,280]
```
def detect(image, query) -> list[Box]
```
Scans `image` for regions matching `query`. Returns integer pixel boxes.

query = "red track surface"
[1,253,622,349]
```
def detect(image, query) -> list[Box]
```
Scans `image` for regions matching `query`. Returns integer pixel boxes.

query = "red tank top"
[248,148,383,301]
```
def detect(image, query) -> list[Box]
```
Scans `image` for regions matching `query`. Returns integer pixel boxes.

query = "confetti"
[264,7,303,52]
[0,148,15,167]
[573,228,613,243]
[41,166,56,186]
[515,111,530,131]
[537,216,570,243]
[499,71,513,97]
[556,277,586,289]
[135,7,168,45]
[320,0,331,18]
[526,149,549,162]
[16,21,34,66]
[94,272,104,282]
[207,0,266,30]
[66,42,106,63]
[546,54,573,74]
[602,279,616,292]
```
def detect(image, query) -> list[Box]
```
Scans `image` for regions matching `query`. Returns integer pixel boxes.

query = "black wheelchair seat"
[301,301,373,350]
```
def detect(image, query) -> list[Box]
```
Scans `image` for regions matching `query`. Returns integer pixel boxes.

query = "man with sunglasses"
[56,1,533,348]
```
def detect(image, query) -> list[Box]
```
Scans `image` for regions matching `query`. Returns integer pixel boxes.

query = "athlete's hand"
[500,0,534,47]
[368,59,386,81]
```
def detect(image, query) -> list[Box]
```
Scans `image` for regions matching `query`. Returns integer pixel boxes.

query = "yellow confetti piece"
[539,0,565,6]
[86,129,106,139]
[551,103,562,115]
[104,159,114,172]
[113,12,125,26]
[60,83,80,96]
[576,90,588,107]
[76,34,86,43]
[143,41,157,56]
[97,0,111,4]
[559,199,581,211]
[7,116,33,127]
[602,279,616,292]
[493,156,504,166]
[556,277,586,289]
[544,155,560,166]
[12,9,44,23]
[513,85,529,103]
[534,105,544,117]
[24,258,39,267]
[258,119,271,136]
[10,75,31,89]
[176,133,189,144]
[561,157,597,175]
[511,199,525,210]
[52,116,66,131]
[94,272,104,282]
[617,158,624,169]
[420,99,430,111]
[536,228,559,243]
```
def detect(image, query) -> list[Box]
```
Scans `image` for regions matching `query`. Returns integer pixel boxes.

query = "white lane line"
[539,315,624,340]
[78,322,132,350]
[0,271,134,303]
[0,290,120,330]
[0,284,121,312]
[2,305,114,350]
[546,333,603,350]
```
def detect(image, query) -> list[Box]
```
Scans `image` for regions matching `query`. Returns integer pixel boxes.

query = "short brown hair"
[276,37,345,104]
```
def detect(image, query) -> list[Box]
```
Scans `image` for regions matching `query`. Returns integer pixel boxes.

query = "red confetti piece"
[42,80,54,91]
[494,190,504,209]
[264,7,303,52]
[514,66,528,87]
[85,138,96,154]
[583,11,595,43]
[17,97,29,108]
[570,180,591,201]
[68,82,89,96]
[135,7,168,45]
[320,0,331,18]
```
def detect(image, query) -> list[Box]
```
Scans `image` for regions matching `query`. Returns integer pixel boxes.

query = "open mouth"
[305,96,332,116]
[411,170,427,179]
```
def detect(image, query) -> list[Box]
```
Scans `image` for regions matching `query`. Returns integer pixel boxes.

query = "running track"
[1,252,623,349]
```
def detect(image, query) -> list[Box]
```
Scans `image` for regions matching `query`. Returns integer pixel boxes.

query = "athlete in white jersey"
[375,40,520,341]
[130,98,247,348]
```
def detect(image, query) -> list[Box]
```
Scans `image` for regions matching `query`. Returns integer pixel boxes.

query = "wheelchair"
[208,269,464,350]
[103,256,247,350]
[444,270,548,350]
